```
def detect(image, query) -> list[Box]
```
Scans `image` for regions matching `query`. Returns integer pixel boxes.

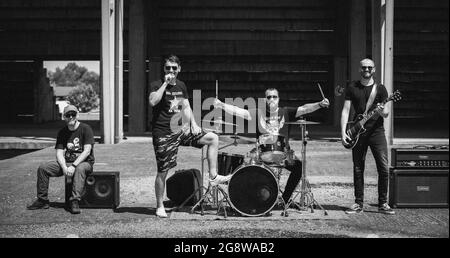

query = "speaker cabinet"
[389,168,448,208]
[65,171,120,209]
[166,169,201,206]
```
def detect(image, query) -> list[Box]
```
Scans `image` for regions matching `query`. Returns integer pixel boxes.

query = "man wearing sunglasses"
[214,88,329,206]
[149,55,231,218]
[341,58,395,215]
[27,104,95,214]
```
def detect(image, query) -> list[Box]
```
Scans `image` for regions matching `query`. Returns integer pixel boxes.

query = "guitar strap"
[364,83,378,115]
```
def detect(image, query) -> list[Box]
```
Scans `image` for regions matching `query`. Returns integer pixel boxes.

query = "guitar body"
[343,115,366,149]
[342,89,402,150]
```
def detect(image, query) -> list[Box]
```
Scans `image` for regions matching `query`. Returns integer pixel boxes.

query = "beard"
[267,101,278,111]
[361,71,372,79]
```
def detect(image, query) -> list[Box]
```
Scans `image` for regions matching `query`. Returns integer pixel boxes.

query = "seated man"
[214,88,329,206]
[27,104,95,214]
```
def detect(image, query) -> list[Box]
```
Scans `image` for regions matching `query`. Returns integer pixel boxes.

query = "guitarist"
[340,58,395,215]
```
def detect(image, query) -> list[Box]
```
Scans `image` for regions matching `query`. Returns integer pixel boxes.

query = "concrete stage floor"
[0,136,448,238]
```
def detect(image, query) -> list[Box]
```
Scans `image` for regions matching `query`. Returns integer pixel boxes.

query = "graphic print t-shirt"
[55,122,95,164]
[252,106,298,139]
[344,81,388,130]
[150,79,189,136]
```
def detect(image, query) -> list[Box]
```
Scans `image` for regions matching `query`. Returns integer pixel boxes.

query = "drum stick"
[317,83,326,99]
[216,80,218,99]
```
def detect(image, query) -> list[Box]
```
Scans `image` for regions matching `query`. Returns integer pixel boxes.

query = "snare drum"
[258,134,287,164]
[217,152,244,176]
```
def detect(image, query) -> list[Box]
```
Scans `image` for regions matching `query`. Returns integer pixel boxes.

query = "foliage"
[48,62,100,94]
[66,83,99,113]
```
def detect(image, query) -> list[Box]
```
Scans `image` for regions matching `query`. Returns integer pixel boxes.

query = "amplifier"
[391,147,449,168]
[65,171,120,209]
[389,168,449,208]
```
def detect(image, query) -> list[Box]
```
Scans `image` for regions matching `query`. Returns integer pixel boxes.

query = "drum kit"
[178,80,328,217]
[178,118,328,217]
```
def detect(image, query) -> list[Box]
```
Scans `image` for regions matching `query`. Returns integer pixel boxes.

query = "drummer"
[214,88,329,205]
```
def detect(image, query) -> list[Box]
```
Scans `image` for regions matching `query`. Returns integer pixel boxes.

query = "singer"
[149,54,232,218]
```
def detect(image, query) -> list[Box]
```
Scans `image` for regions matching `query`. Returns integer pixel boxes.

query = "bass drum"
[228,164,279,216]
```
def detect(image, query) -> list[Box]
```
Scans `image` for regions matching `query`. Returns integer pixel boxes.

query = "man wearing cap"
[26,104,95,214]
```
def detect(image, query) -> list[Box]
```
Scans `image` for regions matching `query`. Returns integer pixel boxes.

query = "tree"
[48,62,99,93]
[66,83,99,113]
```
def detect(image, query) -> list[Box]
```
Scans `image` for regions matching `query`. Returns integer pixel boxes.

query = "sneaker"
[70,200,81,214]
[209,174,232,186]
[345,203,363,214]
[378,203,395,215]
[156,207,168,218]
[26,199,49,210]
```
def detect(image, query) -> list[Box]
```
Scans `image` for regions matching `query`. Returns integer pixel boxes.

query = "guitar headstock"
[389,90,402,103]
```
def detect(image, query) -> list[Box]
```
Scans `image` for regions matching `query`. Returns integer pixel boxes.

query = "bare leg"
[155,171,168,208]
[198,132,219,179]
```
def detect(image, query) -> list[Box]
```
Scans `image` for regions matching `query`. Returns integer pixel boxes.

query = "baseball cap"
[63,104,78,115]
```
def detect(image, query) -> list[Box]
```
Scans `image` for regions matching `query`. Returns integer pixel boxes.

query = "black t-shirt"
[150,79,189,136]
[55,122,95,164]
[251,106,298,139]
[344,81,388,130]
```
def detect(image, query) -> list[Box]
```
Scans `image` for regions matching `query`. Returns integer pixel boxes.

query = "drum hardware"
[219,134,255,148]
[284,120,321,125]
[181,81,235,217]
[282,119,328,217]
[258,134,287,164]
[177,118,236,216]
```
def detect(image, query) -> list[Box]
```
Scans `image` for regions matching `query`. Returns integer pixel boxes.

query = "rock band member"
[214,88,329,205]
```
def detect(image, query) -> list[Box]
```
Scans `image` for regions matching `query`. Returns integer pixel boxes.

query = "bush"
[67,83,99,113]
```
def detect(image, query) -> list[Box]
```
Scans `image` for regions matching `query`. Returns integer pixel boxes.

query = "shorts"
[153,130,206,173]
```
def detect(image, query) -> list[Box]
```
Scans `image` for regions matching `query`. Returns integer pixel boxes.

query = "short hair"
[164,54,181,66]
[265,88,279,96]
[360,58,375,67]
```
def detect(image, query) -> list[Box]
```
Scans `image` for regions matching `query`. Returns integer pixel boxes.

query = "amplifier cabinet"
[65,171,120,209]
[389,168,448,208]
[391,148,449,168]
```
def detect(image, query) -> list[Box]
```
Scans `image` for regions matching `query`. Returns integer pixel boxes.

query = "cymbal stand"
[283,123,328,216]
[177,124,231,217]
[218,132,240,150]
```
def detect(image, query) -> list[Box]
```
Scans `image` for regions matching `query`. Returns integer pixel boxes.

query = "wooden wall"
[0,0,448,133]
[156,0,336,124]
[0,0,105,60]
[393,0,449,124]
[0,61,35,122]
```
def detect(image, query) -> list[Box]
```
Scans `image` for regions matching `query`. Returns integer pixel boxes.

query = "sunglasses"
[164,66,178,71]
[64,112,77,119]
[266,95,279,100]
[361,66,374,71]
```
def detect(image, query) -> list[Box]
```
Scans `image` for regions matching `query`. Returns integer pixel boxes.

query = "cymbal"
[219,135,256,144]
[202,119,237,126]
[285,120,321,125]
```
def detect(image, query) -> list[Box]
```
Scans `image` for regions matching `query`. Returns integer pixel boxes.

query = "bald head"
[360,58,375,67]
[359,58,376,79]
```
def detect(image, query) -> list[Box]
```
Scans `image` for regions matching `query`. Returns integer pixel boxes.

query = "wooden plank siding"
[0,0,112,60]
[0,61,35,122]
[156,0,337,126]
[393,0,449,122]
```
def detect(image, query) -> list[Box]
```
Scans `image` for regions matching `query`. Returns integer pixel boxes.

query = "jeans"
[36,161,93,202]
[352,127,389,206]
[282,158,303,204]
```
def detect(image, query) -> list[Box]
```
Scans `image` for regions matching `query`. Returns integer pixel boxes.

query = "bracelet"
[71,163,77,168]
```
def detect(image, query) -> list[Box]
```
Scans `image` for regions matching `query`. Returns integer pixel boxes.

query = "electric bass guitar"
[343,90,402,149]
